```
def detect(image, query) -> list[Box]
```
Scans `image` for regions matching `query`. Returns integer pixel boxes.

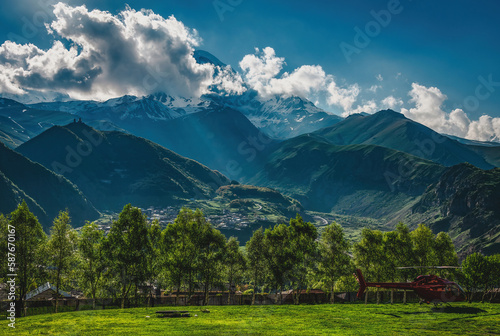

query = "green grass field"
[7,303,500,335]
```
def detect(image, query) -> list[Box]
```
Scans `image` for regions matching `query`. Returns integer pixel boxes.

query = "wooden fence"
[2,290,497,318]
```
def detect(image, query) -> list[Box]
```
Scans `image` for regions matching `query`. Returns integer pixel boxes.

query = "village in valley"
[86,205,266,235]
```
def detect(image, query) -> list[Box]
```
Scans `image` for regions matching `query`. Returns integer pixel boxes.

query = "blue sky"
[1,0,499,140]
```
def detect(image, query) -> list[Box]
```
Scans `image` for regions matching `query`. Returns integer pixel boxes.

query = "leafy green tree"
[334,275,358,292]
[388,223,416,303]
[198,221,227,306]
[433,231,459,278]
[47,210,78,313]
[161,208,201,304]
[263,223,294,304]
[146,219,162,306]
[9,201,47,316]
[461,253,497,302]
[245,227,267,305]
[288,215,318,304]
[225,236,246,304]
[410,224,435,267]
[353,228,388,304]
[0,214,8,283]
[486,254,500,302]
[316,222,352,303]
[104,204,152,308]
[77,221,105,309]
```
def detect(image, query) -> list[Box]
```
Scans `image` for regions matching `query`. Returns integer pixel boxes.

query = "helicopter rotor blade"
[396,266,462,269]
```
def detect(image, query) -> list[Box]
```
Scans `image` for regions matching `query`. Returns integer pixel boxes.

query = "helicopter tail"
[354,269,367,299]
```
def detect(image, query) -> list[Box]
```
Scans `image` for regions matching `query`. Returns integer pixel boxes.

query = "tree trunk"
[203,278,210,306]
[134,283,138,307]
[280,284,283,304]
[390,289,394,304]
[376,289,380,304]
[175,282,181,306]
[55,269,61,313]
[121,282,132,309]
[331,284,335,304]
[19,293,25,317]
[251,278,256,305]
[403,290,407,304]
[121,284,126,309]
[293,285,299,305]
[227,279,232,305]
[188,272,193,302]
[364,290,368,304]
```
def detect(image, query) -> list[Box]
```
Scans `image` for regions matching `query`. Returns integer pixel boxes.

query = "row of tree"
[1,201,498,316]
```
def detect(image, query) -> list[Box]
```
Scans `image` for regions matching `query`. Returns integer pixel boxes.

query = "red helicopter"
[354,266,466,304]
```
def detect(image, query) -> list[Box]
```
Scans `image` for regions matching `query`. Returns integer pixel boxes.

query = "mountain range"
[29,94,275,178]
[313,109,495,170]
[16,122,230,212]
[249,133,446,218]
[1,50,500,256]
[0,141,99,229]
[410,163,500,255]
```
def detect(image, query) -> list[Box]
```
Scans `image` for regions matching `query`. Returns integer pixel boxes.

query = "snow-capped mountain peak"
[194,50,226,67]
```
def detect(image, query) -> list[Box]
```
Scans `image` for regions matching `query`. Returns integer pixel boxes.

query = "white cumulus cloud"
[212,65,246,95]
[348,100,378,115]
[368,85,381,93]
[401,83,500,142]
[380,96,403,110]
[0,3,230,101]
[239,47,373,117]
[239,47,327,100]
[326,81,360,114]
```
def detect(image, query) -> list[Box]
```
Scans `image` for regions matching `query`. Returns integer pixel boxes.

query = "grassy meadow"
[7,303,500,335]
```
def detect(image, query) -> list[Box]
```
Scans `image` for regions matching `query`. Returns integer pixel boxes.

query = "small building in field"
[25,282,75,301]
[280,289,327,303]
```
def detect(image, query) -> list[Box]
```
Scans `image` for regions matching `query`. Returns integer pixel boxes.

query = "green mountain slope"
[411,163,500,256]
[0,98,79,148]
[314,110,494,169]
[16,122,231,211]
[109,105,276,181]
[248,133,445,218]
[468,145,500,167]
[0,142,100,229]
[0,171,48,222]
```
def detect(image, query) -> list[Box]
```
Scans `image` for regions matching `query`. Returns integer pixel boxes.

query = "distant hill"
[216,184,302,209]
[142,106,275,181]
[0,97,124,149]
[16,122,230,211]
[467,145,500,168]
[212,183,304,242]
[0,170,47,222]
[205,90,343,139]
[0,142,100,229]
[31,96,274,180]
[248,133,445,218]
[411,163,500,256]
[0,98,78,148]
[314,110,495,169]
